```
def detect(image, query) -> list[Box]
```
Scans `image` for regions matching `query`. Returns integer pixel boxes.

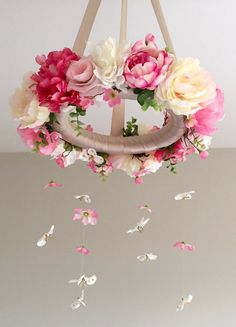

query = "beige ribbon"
[110,0,127,136]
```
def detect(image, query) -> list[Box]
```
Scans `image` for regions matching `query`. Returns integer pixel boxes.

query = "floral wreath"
[11,34,224,184]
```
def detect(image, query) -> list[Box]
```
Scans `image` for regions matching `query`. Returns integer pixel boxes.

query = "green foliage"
[134,89,163,111]
[166,160,177,174]
[69,106,86,135]
[123,117,139,137]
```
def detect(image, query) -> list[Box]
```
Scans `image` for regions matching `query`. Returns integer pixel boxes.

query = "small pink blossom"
[85,124,93,132]
[75,246,90,255]
[137,204,152,213]
[38,131,61,156]
[44,181,63,189]
[55,156,65,168]
[174,241,194,251]
[135,176,144,185]
[73,208,98,225]
[199,151,209,159]
[103,89,121,107]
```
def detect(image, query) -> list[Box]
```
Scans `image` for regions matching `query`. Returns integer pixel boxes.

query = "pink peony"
[66,57,103,97]
[17,127,61,155]
[32,48,89,112]
[103,88,121,107]
[72,208,98,225]
[174,241,194,252]
[124,34,173,90]
[75,246,90,255]
[189,88,224,136]
[17,127,41,149]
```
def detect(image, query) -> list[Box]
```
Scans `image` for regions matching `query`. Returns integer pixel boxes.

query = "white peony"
[10,72,50,128]
[90,37,130,89]
[156,58,216,116]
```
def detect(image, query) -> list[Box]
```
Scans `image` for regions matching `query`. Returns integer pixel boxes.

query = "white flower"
[51,141,77,167]
[156,58,216,116]
[110,154,142,177]
[142,154,162,173]
[10,72,50,128]
[90,37,130,89]
[200,135,212,150]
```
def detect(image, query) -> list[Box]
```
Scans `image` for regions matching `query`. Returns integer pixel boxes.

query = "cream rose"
[155,58,216,115]
[10,73,50,128]
[90,37,130,89]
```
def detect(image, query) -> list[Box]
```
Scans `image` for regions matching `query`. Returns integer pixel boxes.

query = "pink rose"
[191,88,224,136]
[124,34,173,90]
[66,57,103,97]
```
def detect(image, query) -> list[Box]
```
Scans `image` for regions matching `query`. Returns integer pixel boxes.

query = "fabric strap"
[72,0,102,55]
[110,0,127,136]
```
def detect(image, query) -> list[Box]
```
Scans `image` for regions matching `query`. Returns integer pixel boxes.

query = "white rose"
[10,72,50,128]
[90,37,130,89]
[156,58,216,115]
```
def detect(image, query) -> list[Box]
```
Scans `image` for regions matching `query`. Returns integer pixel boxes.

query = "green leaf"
[133,88,142,94]
[69,112,78,118]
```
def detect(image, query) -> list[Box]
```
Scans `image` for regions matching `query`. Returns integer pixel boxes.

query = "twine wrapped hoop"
[55,0,186,154]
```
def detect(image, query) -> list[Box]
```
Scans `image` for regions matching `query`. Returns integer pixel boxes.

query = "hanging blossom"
[44,181,63,189]
[174,241,195,251]
[75,246,90,255]
[72,208,98,225]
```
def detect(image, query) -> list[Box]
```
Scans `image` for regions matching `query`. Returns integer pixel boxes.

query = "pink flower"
[124,34,173,90]
[75,246,90,255]
[66,57,103,97]
[55,156,65,168]
[174,241,194,251]
[137,204,152,214]
[199,151,209,159]
[135,176,144,185]
[190,88,224,136]
[85,124,93,132]
[32,48,88,112]
[38,131,61,156]
[17,127,61,155]
[103,88,121,107]
[72,208,98,225]
[17,127,41,149]
[154,139,194,164]
[44,181,63,189]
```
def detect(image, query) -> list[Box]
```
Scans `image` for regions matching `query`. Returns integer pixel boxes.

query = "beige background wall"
[0,150,236,327]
